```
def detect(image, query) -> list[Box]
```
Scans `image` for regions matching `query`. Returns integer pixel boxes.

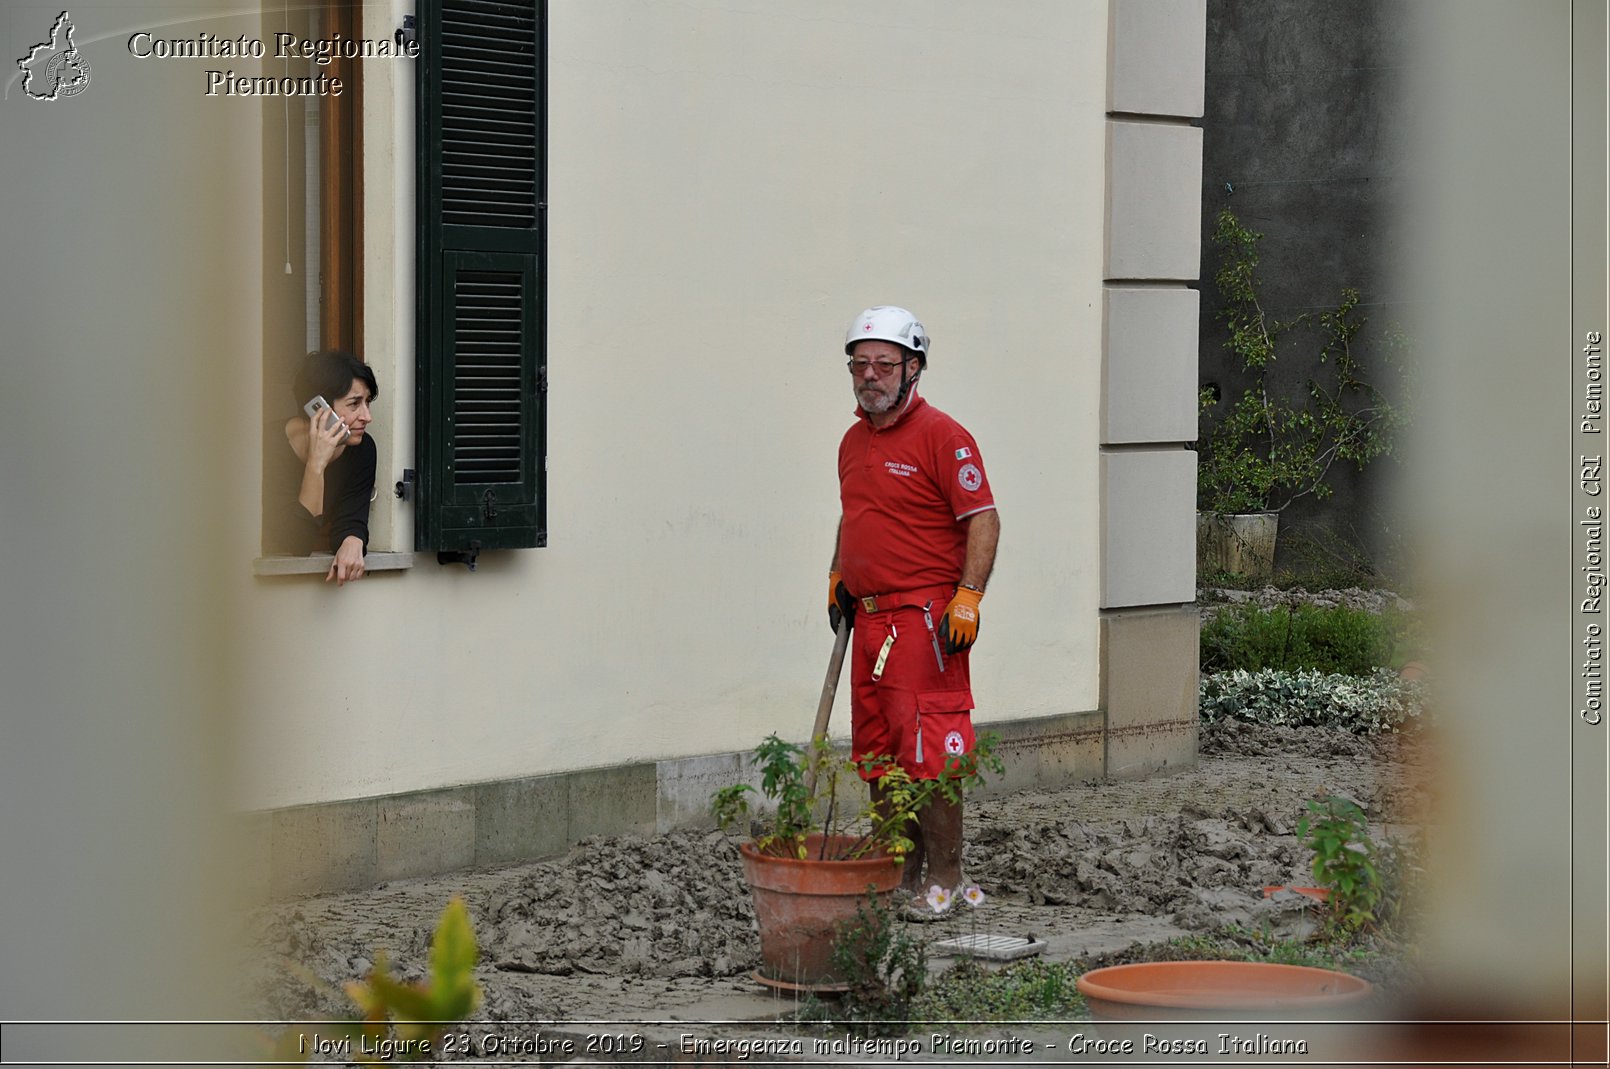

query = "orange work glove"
[828,571,856,634]
[939,585,983,653]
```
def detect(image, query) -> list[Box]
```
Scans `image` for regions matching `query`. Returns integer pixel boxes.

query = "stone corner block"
[1101,449,1197,607]
[1108,0,1207,118]
[1103,286,1200,444]
[1101,607,1200,778]
[1105,122,1204,280]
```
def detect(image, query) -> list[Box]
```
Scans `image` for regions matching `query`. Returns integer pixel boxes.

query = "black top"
[265,427,377,556]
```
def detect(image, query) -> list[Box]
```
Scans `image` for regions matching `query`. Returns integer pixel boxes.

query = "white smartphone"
[303,395,351,441]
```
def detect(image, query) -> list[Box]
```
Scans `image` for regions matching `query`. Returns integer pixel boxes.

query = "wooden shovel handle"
[804,621,851,794]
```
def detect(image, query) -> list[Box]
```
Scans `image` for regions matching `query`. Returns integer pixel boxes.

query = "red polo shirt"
[837,389,995,596]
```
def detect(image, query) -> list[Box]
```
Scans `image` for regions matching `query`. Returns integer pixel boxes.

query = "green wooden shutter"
[416,0,546,556]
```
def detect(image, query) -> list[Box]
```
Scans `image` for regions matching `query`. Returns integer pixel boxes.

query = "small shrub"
[1375,830,1428,933]
[914,958,1088,1022]
[1198,667,1425,734]
[713,732,1003,862]
[1200,602,1405,674]
[1294,797,1422,943]
[828,891,929,1030]
[1277,520,1407,591]
[1298,796,1383,937]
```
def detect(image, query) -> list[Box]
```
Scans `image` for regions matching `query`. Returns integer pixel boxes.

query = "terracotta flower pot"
[739,833,903,990]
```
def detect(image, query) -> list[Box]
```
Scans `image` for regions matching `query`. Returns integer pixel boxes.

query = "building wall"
[1197,0,1410,566]
[237,0,1113,814]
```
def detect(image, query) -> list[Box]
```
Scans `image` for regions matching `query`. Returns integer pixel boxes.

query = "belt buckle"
[861,596,878,614]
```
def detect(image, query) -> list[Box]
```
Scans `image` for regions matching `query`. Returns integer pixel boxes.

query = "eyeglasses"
[846,357,909,377]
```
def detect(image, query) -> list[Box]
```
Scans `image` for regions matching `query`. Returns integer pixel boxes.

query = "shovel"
[803,619,851,795]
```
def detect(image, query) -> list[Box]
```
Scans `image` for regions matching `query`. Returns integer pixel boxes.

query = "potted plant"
[712,733,998,991]
[1196,208,1408,580]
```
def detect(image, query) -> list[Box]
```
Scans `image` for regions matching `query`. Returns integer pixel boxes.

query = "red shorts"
[849,600,976,781]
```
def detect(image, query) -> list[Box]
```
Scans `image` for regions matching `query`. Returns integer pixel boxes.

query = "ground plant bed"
[243,718,1428,1040]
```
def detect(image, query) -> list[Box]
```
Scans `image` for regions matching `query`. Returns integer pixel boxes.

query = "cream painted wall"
[238,0,1110,810]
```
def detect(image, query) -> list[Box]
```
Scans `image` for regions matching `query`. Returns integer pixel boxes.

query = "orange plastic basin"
[1076,961,1373,1021]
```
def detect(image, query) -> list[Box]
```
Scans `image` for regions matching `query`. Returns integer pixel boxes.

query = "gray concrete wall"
[247,709,1107,898]
[1197,0,1412,574]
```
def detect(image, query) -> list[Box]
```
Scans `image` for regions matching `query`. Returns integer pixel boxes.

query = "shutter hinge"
[393,468,416,500]
[395,14,417,49]
[538,371,548,394]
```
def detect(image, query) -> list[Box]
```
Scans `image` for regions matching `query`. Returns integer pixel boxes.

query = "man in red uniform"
[827,305,1001,911]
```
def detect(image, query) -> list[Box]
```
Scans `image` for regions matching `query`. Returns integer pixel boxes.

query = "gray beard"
[855,384,897,415]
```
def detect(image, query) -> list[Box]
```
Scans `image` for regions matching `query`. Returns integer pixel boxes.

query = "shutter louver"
[451,271,524,485]
[441,1,538,229]
[417,0,546,556]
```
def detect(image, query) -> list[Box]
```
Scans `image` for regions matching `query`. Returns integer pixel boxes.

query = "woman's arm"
[297,412,349,518]
[324,435,377,584]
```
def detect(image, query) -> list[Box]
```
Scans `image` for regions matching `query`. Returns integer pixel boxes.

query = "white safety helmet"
[845,305,929,368]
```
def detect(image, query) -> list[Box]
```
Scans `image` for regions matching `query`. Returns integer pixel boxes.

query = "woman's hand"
[326,535,366,585]
[297,411,348,518]
[306,409,348,473]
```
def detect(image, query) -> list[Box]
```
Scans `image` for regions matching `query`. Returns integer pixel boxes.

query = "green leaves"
[427,897,480,1022]
[1199,667,1427,735]
[714,732,1003,861]
[1200,602,1408,675]
[1297,796,1385,937]
[1198,209,1408,517]
[340,896,481,1058]
[266,896,482,1063]
[828,891,930,1028]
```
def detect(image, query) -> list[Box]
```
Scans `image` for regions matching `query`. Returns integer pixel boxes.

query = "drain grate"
[931,933,1047,961]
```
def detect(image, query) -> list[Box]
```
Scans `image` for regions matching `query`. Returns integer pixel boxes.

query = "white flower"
[925,884,953,914]
[962,885,986,908]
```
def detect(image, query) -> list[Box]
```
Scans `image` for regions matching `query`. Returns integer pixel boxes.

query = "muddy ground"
[244,719,1429,1030]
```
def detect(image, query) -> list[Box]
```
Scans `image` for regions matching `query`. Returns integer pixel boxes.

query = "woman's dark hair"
[292,349,379,408]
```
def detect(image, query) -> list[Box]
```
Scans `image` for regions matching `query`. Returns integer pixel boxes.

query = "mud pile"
[246,829,760,1022]
[475,828,754,980]
[967,806,1303,928]
[244,719,1427,1023]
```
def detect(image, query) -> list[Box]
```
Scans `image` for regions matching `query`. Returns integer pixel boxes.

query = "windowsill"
[252,552,415,577]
